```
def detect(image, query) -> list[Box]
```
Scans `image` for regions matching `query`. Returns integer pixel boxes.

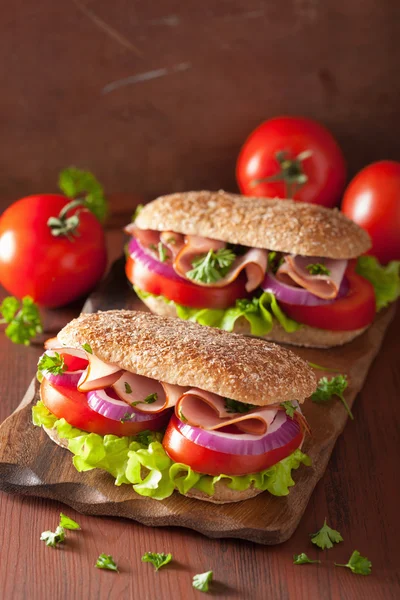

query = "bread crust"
[58,310,316,406]
[135,190,371,259]
[140,294,369,349]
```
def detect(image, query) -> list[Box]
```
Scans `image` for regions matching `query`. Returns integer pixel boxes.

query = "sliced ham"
[124,223,161,249]
[113,371,188,413]
[175,388,279,435]
[78,353,122,392]
[174,236,268,292]
[276,255,348,300]
[159,231,185,259]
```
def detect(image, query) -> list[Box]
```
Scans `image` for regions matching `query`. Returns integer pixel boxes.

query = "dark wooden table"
[0,223,399,600]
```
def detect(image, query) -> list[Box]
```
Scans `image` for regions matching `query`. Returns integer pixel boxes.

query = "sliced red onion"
[174,411,302,456]
[87,388,168,423]
[128,237,192,284]
[261,271,350,306]
[42,369,85,388]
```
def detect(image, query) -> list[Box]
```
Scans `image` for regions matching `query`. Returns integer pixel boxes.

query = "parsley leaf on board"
[280,401,296,418]
[82,343,93,354]
[293,553,321,565]
[224,398,256,414]
[59,167,108,222]
[95,554,119,572]
[192,570,213,592]
[141,552,172,571]
[335,550,372,575]
[37,352,66,375]
[0,296,42,345]
[186,248,236,284]
[310,519,344,549]
[306,263,331,276]
[59,513,81,530]
[311,375,353,420]
[40,526,65,548]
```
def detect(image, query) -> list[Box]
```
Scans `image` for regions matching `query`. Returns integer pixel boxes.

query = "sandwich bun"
[140,293,368,348]
[135,190,371,259]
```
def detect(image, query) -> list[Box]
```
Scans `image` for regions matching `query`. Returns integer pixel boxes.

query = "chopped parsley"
[120,411,133,423]
[124,382,132,394]
[59,513,81,530]
[82,343,93,354]
[268,251,284,273]
[186,248,236,284]
[306,263,331,276]
[40,525,65,548]
[132,203,144,222]
[131,393,158,407]
[141,552,172,571]
[158,242,168,262]
[224,398,256,414]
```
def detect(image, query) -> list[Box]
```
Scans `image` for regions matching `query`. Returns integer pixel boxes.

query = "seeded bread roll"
[134,190,371,259]
[140,293,369,349]
[57,310,316,406]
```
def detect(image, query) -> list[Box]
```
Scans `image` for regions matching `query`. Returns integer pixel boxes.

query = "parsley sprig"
[293,553,321,565]
[335,550,372,575]
[0,296,42,345]
[280,401,296,418]
[95,554,119,572]
[141,552,172,571]
[187,248,236,284]
[306,263,331,276]
[310,519,344,549]
[311,375,353,420]
[193,570,213,592]
[37,352,66,375]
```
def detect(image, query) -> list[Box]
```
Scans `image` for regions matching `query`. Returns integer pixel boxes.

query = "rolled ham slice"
[159,231,185,259]
[78,353,122,392]
[174,236,268,292]
[175,388,279,435]
[113,371,188,413]
[276,255,348,300]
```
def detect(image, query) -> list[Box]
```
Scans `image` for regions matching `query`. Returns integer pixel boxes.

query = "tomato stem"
[47,197,86,239]
[250,150,312,199]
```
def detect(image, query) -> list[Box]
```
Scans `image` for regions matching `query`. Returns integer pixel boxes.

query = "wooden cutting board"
[0,258,395,545]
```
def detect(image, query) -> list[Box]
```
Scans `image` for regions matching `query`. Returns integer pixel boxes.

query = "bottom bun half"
[41,426,263,504]
[140,294,369,349]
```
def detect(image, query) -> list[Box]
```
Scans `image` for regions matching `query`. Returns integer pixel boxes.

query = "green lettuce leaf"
[134,287,300,335]
[356,256,400,311]
[33,401,310,500]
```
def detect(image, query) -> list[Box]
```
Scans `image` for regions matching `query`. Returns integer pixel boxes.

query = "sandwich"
[33,310,316,504]
[125,190,396,348]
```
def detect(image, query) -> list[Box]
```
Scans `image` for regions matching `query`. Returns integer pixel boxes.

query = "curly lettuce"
[356,256,400,311]
[32,401,310,500]
[134,287,300,336]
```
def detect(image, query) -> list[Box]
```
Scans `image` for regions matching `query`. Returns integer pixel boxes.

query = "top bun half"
[134,190,371,259]
[57,310,317,406]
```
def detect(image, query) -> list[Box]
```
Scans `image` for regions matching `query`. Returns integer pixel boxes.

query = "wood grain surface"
[1,1,400,199]
[0,228,399,598]
[0,257,395,548]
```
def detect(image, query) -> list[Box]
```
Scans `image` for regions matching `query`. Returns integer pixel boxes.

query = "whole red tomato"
[0,194,107,307]
[341,160,400,264]
[236,116,347,207]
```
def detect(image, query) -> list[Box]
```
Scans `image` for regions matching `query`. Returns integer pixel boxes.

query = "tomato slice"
[278,267,376,331]
[126,255,248,309]
[40,379,169,436]
[61,354,88,372]
[162,415,304,476]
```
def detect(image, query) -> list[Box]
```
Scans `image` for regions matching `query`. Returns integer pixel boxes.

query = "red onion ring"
[261,271,350,306]
[128,237,191,283]
[175,411,302,455]
[87,388,170,423]
[42,370,85,388]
